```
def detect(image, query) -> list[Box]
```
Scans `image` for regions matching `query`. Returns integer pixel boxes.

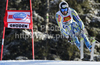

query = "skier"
[55,1,92,52]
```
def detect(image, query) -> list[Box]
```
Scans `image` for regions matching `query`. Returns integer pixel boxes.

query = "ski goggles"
[61,8,68,12]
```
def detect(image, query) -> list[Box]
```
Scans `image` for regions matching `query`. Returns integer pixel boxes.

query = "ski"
[80,38,84,59]
[90,40,96,61]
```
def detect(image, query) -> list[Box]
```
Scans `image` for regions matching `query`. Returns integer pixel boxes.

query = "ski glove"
[60,28,69,38]
[80,28,85,34]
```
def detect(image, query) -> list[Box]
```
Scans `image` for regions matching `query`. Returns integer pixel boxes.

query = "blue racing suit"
[55,8,92,52]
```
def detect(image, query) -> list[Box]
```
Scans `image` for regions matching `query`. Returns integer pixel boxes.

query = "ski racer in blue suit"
[55,1,92,52]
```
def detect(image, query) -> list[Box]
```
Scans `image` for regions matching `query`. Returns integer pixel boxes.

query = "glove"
[80,28,85,34]
[68,36,73,42]
[61,28,66,34]
[74,28,84,37]
[67,36,74,45]
[60,28,69,39]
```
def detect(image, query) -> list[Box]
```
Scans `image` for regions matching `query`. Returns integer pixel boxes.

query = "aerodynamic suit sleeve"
[71,9,84,30]
[55,14,69,38]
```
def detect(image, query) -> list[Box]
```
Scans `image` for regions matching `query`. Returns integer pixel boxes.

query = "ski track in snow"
[0,60,100,65]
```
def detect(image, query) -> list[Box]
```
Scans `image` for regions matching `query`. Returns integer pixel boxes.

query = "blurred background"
[0,0,100,61]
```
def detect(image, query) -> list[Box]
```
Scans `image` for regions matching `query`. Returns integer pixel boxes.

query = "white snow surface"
[0,60,100,65]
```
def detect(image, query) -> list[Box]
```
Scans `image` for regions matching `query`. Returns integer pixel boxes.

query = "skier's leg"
[81,33,92,52]
[73,36,80,50]
[71,23,81,50]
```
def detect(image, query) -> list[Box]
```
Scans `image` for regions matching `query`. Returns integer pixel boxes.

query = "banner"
[4,10,33,29]
[7,12,30,23]
[1,0,34,61]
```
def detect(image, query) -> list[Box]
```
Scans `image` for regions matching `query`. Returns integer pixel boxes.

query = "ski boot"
[85,42,92,52]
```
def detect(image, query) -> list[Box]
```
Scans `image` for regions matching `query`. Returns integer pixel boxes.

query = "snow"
[0,60,100,65]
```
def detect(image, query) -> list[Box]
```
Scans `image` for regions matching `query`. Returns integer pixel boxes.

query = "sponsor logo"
[58,15,61,22]
[63,15,71,22]
[13,13,27,20]
[8,12,30,21]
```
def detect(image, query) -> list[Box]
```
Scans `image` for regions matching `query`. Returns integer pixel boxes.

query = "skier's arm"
[55,14,69,38]
[55,14,63,30]
[71,9,84,30]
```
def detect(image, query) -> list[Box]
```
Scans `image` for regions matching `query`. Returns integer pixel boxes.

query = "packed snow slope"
[0,60,100,65]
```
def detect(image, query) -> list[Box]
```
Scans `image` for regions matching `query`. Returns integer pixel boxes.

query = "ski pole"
[30,0,34,60]
[90,40,96,61]
[0,27,5,60]
[31,28,34,60]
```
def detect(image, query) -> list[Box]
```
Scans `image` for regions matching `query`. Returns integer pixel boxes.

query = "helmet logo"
[62,5,67,8]
[59,1,69,9]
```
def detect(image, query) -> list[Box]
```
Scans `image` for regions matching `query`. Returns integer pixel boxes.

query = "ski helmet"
[59,1,69,9]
